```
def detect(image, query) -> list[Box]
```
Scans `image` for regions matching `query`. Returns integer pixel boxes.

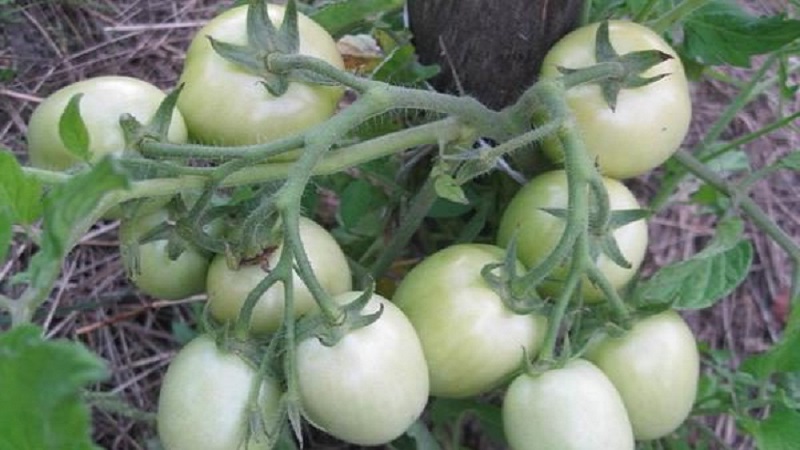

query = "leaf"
[310,0,404,38]
[682,0,800,67]
[0,325,108,450]
[0,151,43,225]
[28,158,129,290]
[634,218,752,309]
[58,94,91,162]
[777,151,800,171]
[429,398,507,446]
[0,210,10,263]
[740,306,800,379]
[338,178,387,229]
[371,41,439,84]
[433,173,468,205]
[744,406,800,450]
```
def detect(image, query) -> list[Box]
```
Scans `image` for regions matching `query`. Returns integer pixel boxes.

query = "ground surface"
[0,1,798,449]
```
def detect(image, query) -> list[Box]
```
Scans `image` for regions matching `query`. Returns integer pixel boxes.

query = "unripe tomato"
[296,292,429,446]
[497,170,648,302]
[539,21,692,179]
[177,4,344,146]
[392,244,547,398]
[586,310,700,440]
[120,209,211,300]
[26,76,187,170]
[206,217,352,335]
[157,336,281,450]
[503,359,635,450]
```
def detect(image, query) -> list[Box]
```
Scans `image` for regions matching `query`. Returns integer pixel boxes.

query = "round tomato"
[206,217,352,335]
[586,310,699,440]
[497,170,648,302]
[392,244,547,398]
[296,292,429,446]
[120,208,211,300]
[157,335,282,450]
[26,76,188,171]
[503,359,635,450]
[177,4,344,146]
[539,20,691,179]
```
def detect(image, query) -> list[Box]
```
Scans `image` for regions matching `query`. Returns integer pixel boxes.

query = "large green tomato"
[497,170,648,302]
[392,244,547,398]
[586,311,699,440]
[206,217,352,335]
[26,76,187,170]
[157,335,281,450]
[503,359,635,450]
[120,208,211,300]
[177,4,344,146]
[296,292,429,446]
[539,21,691,179]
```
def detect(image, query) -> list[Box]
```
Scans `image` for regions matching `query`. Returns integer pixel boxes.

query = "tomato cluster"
[24,3,700,448]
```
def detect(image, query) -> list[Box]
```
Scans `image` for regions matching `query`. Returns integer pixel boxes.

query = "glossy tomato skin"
[497,170,648,302]
[586,310,699,440]
[206,217,351,335]
[157,335,281,450]
[392,244,547,398]
[296,292,429,446]
[178,4,344,146]
[27,76,188,171]
[503,359,635,450]
[120,209,211,300]
[539,21,691,179]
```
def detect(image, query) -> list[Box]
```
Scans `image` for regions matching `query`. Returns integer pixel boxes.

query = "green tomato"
[539,20,692,179]
[206,217,352,335]
[120,208,211,300]
[177,4,344,146]
[26,76,187,171]
[503,359,635,450]
[296,292,429,446]
[392,244,547,398]
[157,335,281,450]
[497,170,648,302]
[586,311,699,440]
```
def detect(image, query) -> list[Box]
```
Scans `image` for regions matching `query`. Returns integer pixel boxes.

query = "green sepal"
[58,93,91,162]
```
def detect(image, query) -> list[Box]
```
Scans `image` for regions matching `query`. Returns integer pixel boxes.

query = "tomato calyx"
[119,85,184,158]
[207,0,325,97]
[296,286,383,347]
[557,21,674,111]
[482,236,547,314]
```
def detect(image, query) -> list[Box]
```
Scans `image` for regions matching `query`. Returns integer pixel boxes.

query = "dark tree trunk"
[408,0,584,109]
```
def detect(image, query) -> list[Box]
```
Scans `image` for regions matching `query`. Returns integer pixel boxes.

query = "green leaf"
[744,406,800,450]
[0,325,108,450]
[0,210,10,263]
[741,306,800,378]
[58,94,91,162]
[28,158,129,290]
[0,151,43,225]
[433,173,468,205]
[310,0,404,38]
[429,398,507,446]
[338,178,387,229]
[634,218,752,309]
[777,151,800,171]
[683,0,800,67]
[371,41,439,84]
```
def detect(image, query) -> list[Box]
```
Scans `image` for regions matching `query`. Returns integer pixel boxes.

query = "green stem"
[369,176,438,280]
[140,135,304,160]
[269,53,377,94]
[649,0,711,33]
[585,263,630,323]
[633,0,661,22]
[674,150,800,300]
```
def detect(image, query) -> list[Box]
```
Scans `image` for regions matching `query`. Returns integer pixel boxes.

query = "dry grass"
[1,1,798,449]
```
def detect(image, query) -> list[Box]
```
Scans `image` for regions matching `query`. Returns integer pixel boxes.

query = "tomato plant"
[177,3,345,147]
[392,244,547,398]
[296,292,429,446]
[26,76,188,171]
[157,335,281,450]
[497,170,648,301]
[586,310,700,440]
[539,20,692,179]
[206,217,352,334]
[503,359,635,450]
[120,208,211,300]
